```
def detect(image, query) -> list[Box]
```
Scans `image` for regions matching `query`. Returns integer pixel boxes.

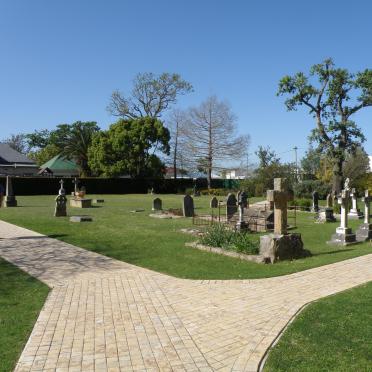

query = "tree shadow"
[311,248,354,256]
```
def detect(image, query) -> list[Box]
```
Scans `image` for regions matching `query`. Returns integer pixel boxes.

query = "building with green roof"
[39,155,80,177]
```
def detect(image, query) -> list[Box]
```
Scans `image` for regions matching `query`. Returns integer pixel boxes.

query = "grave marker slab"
[182,195,194,217]
[226,193,238,220]
[152,198,162,211]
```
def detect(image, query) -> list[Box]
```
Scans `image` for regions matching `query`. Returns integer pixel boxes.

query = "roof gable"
[0,143,36,164]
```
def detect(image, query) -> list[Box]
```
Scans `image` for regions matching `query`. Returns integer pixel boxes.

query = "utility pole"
[293,146,298,181]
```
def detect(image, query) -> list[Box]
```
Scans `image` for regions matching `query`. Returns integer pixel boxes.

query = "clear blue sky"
[1,0,372,163]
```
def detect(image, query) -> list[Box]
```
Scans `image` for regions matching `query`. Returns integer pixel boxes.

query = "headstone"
[152,198,162,211]
[70,215,92,222]
[2,176,17,207]
[328,189,357,245]
[182,195,194,217]
[312,191,319,213]
[348,188,363,219]
[266,178,291,235]
[210,197,218,209]
[72,177,79,194]
[70,198,92,208]
[54,179,67,217]
[236,191,248,231]
[326,194,333,208]
[356,190,372,241]
[318,207,336,223]
[226,193,238,220]
[260,178,305,262]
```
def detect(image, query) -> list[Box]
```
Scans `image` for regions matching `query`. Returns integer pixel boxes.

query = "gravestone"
[2,176,17,207]
[54,179,67,217]
[226,193,238,220]
[210,197,218,209]
[152,198,162,211]
[356,190,372,241]
[182,195,194,217]
[72,177,79,194]
[70,215,92,222]
[348,188,363,219]
[319,193,336,222]
[236,191,248,231]
[329,189,356,245]
[260,178,305,263]
[312,191,319,213]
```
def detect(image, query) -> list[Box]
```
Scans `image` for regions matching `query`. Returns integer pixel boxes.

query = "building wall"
[0,166,38,176]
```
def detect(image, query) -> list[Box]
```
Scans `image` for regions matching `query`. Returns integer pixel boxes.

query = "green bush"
[288,198,312,208]
[200,224,259,255]
[293,180,331,199]
[199,188,230,196]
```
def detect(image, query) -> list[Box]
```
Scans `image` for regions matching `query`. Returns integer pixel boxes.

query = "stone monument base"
[328,227,357,245]
[319,208,336,222]
[259,233,307,263]
[356,223,372,242]
[54,209,67,217]
[2,196,17,207]
[348,209,363,219]
[70,198,92,208]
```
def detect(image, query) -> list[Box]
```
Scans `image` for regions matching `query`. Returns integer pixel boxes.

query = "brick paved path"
[1,221,372,372]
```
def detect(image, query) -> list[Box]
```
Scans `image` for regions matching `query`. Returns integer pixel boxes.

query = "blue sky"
[1,0,372,163]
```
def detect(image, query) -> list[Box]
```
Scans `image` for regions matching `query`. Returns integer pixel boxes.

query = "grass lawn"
[264,281,372,371]
[0,194,371,279]
[0,258,49,372]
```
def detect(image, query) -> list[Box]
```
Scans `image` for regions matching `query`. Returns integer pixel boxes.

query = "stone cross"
[267,178,291,235]
[337,189,350,232]
[59,179,66,195]
[361,190,371,224]
[236,191,248,230]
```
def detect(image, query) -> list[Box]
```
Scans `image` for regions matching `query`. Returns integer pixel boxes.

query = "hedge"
[0,177,236,196]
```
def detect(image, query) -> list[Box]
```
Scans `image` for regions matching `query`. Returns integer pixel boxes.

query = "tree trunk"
[173,131,178,179]
[332,158,343,195]
[207,165,212,189]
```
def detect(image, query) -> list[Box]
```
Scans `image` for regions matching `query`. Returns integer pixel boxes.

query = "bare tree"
[183,96,250,188]
[108,72,193,119]
[3,133,29,154]
[167,109,189,178]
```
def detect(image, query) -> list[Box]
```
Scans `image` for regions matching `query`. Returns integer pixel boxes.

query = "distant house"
[39,155,80,177]
[224,169,246,180]
[0,143,38,176]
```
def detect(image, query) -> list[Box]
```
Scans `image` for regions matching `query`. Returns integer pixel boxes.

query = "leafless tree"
[183,96,250,188]
[3,133,29,154]
[108,72,193,119]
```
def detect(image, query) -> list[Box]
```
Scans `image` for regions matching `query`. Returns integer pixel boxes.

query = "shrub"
[199,188,230,196]
[293,180,331,199]
[200,224,259,255]
[288,198,312,208]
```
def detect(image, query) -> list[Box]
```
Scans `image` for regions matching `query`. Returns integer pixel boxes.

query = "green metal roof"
[41,155,79,171]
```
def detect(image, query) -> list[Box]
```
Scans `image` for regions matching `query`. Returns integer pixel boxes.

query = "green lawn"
[264,282,372,371]
[0,194,371,279]
[0,258,49,372]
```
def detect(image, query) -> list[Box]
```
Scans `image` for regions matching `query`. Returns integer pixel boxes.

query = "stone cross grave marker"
[226,193,238,220]
[152,198,162,211]
[266,178,291,235]
[236,191,248,230]
[348,188,363,219]
[182,195,194,217]
[356,190,372,241]
[54,179,67,217]
[210,196,218,209]
[2,176,17,207]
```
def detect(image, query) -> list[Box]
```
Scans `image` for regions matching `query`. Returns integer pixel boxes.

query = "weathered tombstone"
[348,188,363,219]
[312,191,319,213]
[182,195,194,217]
[152,197,162,211]
[54,180,67,217]
[328,189,356,245]
[356,190,372,241]
[236,191,248,231]
[226,193,238,220]
[260,178,305,263]
[319,193,336,222]
[2,176,17,207]
[210,196,218,209]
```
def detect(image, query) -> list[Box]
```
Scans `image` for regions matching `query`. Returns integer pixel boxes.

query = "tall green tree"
[88,117,170,177]
[278,58,372,193]
[108,72,193,119]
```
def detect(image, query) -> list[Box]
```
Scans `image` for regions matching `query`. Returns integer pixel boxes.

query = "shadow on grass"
[311,248,354,256]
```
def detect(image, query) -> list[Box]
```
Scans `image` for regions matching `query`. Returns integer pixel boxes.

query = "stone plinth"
[356,223,372,242]
[259,233,307,263]
[348,208,363,219]
[329,227,357,245]
[70,198,92,208]
[70,216,93,222]
[319,207,336,222]
[2,196,17,207]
